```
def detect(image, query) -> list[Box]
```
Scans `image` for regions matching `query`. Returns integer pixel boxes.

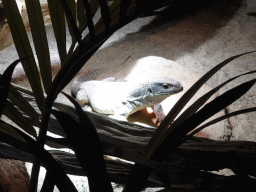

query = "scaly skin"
[71,72,183,121]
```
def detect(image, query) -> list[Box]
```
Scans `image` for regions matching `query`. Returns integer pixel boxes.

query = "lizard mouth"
[173,82,183,93]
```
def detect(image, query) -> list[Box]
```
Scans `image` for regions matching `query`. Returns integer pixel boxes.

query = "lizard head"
[148,76,183,97]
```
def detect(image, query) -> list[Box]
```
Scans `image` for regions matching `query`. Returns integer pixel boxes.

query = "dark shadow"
[140,0,243,32]
[83,0,246,74]
[97,0,244,61]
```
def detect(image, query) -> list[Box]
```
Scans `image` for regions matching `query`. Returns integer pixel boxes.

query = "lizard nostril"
[148,88,153,93]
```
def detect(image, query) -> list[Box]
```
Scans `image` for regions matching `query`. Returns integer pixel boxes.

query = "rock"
[0,159,29,192]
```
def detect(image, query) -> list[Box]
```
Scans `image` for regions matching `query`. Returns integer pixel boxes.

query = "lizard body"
[71,68,183,121]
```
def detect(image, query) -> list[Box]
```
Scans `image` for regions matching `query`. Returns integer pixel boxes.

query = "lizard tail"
[76,68,107,82]
[76,56,131,82]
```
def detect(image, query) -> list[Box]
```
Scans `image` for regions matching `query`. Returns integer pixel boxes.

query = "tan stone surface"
[0,159,29,192]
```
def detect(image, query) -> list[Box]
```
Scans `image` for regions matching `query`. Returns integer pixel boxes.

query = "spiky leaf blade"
[3,100,37,137]
[58,0,82,45]
[147,51,256,154]
[52,92,113,192]
[8,84,40,121]
[0,59,24,117]
[0,120,78,192]
[184,107,256,141]
[47,0,67,64]
[2,0,45,111]
[151,78,256,161]
[24,0,52,94]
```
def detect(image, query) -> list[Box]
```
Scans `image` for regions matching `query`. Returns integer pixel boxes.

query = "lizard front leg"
[151,104,166,126]
[76,89,89,106]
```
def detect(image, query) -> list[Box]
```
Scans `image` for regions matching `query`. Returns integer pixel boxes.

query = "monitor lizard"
[71,64,183,124]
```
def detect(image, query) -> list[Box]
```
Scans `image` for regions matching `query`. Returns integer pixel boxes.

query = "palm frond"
[57,0,82,45]
[47,0,67,64]
[146,51,256,155]
[24,0,52,94]
[2,0,45,110]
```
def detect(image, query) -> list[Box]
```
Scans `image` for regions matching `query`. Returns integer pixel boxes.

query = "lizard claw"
[82,105,92,112]
[152,116,164,126]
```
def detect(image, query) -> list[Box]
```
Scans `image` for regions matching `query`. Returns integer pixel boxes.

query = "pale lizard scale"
[71,70,183,121]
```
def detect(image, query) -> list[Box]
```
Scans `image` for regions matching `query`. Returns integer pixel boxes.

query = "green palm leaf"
[3,100,37,137]
[147,51,256,154]
[0,59,24,116]
[0,120,78,192]
[24,0,52,95]
[2,0,45,111]
[47,0,67,64]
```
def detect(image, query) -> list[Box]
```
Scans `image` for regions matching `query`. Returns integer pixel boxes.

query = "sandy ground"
[0,0,256,191]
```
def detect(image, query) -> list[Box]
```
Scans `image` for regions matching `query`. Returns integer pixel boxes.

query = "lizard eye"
[162,84,171,89]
